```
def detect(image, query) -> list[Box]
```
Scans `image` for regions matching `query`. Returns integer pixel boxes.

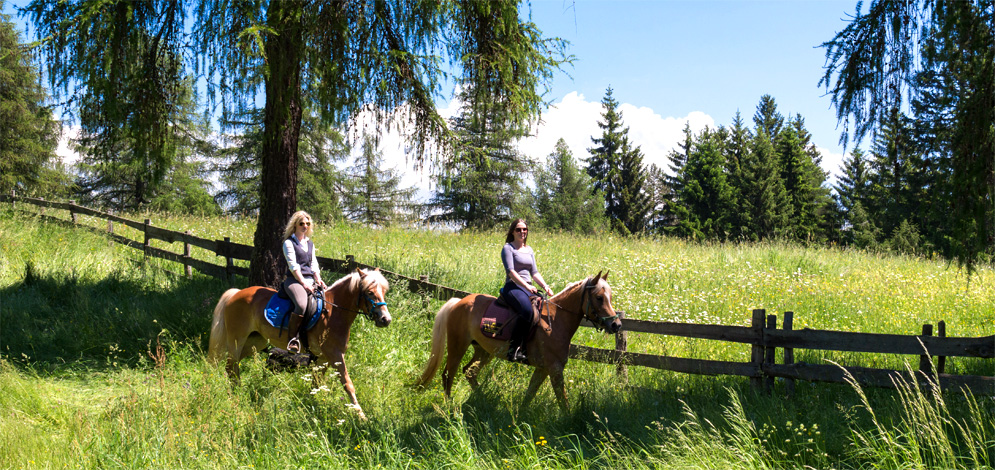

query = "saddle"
[263,287,323,332]
[479,294,543,341]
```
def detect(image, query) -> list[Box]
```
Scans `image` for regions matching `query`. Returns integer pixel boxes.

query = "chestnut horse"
[415,271,621,410]
[208,268,391,418]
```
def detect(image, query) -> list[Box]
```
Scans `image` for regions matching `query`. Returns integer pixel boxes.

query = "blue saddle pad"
[264,293,322,331]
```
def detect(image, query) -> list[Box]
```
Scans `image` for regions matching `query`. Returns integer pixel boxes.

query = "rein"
[544,278,619,332]
[325,290,386,322]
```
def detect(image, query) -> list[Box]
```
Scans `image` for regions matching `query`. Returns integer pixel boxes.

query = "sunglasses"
[515,227,528,233]
[298,221,311,227]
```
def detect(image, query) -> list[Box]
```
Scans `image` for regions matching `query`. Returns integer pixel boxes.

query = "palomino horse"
[209,268,391,418]
[415,271,622,410]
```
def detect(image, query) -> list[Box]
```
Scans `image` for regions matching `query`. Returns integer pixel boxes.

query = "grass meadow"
[1,207,993,469]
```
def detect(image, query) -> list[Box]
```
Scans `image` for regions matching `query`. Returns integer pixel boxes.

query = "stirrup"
[507,346,528,364]
[287,336,301,354]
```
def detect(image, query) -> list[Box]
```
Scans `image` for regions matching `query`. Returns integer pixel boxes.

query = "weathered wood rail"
[5,193,992,396]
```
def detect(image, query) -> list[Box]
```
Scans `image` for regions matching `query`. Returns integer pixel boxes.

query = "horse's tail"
[415,297,461,387]
[208,288,239,363]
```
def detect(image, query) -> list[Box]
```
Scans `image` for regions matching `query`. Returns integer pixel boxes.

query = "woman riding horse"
[416,271,621,410]
[209,268,391,419]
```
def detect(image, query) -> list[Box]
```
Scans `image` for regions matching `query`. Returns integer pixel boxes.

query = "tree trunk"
[250,1,305,287]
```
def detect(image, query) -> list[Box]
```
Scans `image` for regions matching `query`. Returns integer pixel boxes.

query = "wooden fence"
[5,193,993,396]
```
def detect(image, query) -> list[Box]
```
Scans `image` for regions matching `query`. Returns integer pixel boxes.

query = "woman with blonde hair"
[281,211,326,352]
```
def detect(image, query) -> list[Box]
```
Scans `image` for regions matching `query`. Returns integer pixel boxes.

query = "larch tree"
[821,0,994,272]
[27,0,567,286]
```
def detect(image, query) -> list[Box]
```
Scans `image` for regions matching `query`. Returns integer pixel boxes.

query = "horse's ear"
[356,267,367,278]
[594,270,602,281]
[602,270,610,281]
[374,267,380,272]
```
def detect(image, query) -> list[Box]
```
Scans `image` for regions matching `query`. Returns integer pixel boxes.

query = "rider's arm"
[310,246,324,288]
[533,272,553,296]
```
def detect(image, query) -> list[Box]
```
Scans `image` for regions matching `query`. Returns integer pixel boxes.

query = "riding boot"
[506,316,530,364]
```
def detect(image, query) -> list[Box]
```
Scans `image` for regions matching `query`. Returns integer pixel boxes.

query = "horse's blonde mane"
[552,276,607,299]
[329,268,389,292]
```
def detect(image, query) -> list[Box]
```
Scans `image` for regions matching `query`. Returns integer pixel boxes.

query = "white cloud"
[516,92,715,173]
[56,125,81,165]
[816,145,845,188]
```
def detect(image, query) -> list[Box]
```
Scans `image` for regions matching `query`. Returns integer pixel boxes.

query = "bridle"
[546,277,620,333]
[321,280,389,324]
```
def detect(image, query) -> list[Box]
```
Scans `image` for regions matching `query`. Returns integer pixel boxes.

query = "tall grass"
[1,208,992,469]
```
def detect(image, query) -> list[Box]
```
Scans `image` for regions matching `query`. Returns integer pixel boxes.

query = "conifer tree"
[533,139,608,233]
[343,136,418,226]
[834,147,870,221]
[777,120,832,242]
[674,128,736,240]
[0,7,67,198]
[753,94,784,145]
[821,0,994,272]
[741,130,790,240]
[725,112,752,239]
[587,87,652,235]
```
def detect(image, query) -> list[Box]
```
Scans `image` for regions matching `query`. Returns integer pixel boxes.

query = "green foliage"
[533,138,609,233]
[214,108,347,222]
[343,136,419,226]
[586,87,652,235]
[431,105,531,230]
[0,210,992,469]
[673,127,737,240]
[821,0,995,273]
[0,6,68,198]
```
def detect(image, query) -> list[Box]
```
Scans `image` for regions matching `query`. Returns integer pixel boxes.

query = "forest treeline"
[2,0,991,272]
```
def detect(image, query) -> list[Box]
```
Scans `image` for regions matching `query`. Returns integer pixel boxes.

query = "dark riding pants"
[501,281,535,343]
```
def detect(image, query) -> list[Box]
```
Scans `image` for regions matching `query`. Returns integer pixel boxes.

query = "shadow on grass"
[0,262,231,373]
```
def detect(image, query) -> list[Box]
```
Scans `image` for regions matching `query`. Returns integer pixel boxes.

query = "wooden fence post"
[919,323,934,381]
[10,190,15,209]
[750,309,766,392]
[39,197,45,216]
[765,313,777,394]
[937,321,946,374]
[783,311,795,398]
[346,255,356,271]
[183,230,192,279]
[69,200,77,224]
[615,310,628,383]
[143,218,152,266]
[224,237,234,286]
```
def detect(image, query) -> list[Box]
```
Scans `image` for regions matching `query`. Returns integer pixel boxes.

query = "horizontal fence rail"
[5,193,993,396]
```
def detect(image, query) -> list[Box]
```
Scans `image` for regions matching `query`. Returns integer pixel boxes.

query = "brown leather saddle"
[479,294,543,341]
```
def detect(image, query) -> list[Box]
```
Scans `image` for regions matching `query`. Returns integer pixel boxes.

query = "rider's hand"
[305,285,314,295]
[529,285,538,295]
[544,286,553,297]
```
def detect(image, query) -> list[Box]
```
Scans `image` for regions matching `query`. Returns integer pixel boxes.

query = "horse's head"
[357,268,392,327]
[581,270,622,334]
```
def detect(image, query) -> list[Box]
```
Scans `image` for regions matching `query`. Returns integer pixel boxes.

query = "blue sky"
[5,0,862,197]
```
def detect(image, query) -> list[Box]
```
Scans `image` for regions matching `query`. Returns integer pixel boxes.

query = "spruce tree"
[741,130,790,240]
[587,87,652,235]
[834,147,870,223]
[534,139,608,233]
[675,128,736,240]
[343,136,418,226]
[725,112,752,239]
[0,8,67,197]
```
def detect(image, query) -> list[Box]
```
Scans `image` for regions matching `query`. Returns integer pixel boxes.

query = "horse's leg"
[323,348,367,420]
[442,333,471,399]
[522,367,549,407]
[462,343,493,389]
[549,369,570,411]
